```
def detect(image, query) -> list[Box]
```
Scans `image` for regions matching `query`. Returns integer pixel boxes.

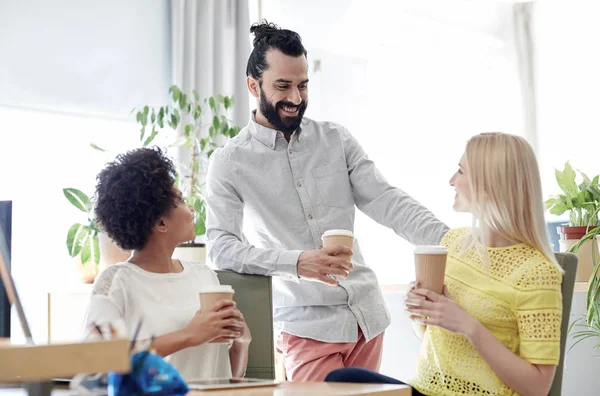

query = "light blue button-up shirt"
[206,114,448,342]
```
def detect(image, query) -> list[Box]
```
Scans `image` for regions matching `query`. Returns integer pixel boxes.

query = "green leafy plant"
[130,86,240,237]
[63,188,100,266]
[568,225,600,352]
[545,162,600,226]
[66,85,240,265]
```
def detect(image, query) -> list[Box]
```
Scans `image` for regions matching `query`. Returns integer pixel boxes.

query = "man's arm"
[206,151,352,284]
[341,127,449,245]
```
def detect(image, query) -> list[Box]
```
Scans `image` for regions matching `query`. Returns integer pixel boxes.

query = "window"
[261,0,524,283]
[0,108,143,341]
[534,1,600,199]
[0,0,171,341]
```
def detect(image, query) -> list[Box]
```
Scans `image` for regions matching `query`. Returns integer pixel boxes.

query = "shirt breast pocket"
[311,160,352,208]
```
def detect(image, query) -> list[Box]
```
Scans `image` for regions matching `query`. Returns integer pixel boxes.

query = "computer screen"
[0,201,12,337]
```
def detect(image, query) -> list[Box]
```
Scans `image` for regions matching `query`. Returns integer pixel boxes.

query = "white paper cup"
[322,229,354,261]
[199,285,235,311]
[199,285,236,344]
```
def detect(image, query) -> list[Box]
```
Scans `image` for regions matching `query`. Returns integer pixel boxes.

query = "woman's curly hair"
[94,147,179,250]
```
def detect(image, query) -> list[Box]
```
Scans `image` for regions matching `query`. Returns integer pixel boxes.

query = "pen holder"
[108,351,189,396]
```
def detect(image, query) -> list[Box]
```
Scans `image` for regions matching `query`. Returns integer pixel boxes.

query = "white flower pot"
[172,243,206,264]
[98,232,132,270]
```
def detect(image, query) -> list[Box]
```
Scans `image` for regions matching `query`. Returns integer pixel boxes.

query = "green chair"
[549,252,578,396]
[215,270,275,380]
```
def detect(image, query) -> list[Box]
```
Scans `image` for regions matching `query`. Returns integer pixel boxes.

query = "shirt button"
[288,149,292,154]
[319,244,323,249]
[348,300,353,306]
[297,182,302,188]
[307,214,313,220]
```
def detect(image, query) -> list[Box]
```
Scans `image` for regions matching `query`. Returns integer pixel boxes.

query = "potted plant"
[131,85,241,262]
[568,225,600,352]
[63,188,130,283]
[545,162,600,281]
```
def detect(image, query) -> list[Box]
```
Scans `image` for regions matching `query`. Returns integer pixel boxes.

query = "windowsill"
[575,281,590,292]
[382,282,591,293]
[46,283,93,293]
[380,284,410,293]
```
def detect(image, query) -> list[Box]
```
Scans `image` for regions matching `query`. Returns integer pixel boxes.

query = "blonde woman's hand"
[404,280,426,322]
[405,285,478,337]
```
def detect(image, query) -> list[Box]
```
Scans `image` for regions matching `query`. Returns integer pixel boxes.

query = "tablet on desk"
[52,378,72,385]
[187,377,280,390]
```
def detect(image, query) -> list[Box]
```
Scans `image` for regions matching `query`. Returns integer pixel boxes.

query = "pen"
[129,319,143,352]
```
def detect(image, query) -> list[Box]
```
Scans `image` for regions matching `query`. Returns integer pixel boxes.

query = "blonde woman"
[326,132,563,396]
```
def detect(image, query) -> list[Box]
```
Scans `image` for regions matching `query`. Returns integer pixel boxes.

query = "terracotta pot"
[557,225,600,282]
[557,225,599,240]
[172,243,206,264]
[74,255,99,284]
[98,232,132,270]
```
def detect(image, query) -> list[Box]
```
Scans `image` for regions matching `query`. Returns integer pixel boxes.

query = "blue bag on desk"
[108,351,189,396]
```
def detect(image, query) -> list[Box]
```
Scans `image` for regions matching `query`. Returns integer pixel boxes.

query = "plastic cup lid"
[322,229,354,239]
[198,285,235,294]
[414,245,448,255]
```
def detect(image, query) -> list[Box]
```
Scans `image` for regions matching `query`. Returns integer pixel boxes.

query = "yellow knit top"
[410,228,563,396]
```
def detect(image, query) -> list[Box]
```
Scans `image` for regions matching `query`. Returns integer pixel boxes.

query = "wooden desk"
[0,382,411,396]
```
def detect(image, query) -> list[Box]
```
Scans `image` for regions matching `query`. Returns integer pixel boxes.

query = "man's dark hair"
[94,147,179,250]
[246,20,307,80]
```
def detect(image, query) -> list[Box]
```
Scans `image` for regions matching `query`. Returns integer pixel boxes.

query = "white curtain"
[171,0,251,128]
[511,2,537,152]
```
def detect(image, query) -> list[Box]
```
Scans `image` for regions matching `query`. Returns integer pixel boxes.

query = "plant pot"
[98,232,131,270]
[74,255,99,284]
[172,243,206,264]
[558,225,599,241]
[558,226,600,282]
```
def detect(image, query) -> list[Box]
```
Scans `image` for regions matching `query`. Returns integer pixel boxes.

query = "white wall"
[533,2,600,393]
[535,1,600,199]
[0,0,170,116]
[0,0,172,342]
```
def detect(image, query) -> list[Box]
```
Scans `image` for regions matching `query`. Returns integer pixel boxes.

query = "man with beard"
[206,20,448,382]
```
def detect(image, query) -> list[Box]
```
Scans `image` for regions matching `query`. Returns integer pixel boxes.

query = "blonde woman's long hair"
[464,132,563,272]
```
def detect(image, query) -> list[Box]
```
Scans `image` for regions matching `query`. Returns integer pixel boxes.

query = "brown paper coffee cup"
[414,245,448,294]
[199,285,235,344]
[199,285,235,310]
[322,229,354,261]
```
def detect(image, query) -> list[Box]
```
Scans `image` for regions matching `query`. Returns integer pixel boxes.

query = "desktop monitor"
[0,201,12,338]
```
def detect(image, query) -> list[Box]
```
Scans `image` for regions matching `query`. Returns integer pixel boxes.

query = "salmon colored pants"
[276,329,384,382]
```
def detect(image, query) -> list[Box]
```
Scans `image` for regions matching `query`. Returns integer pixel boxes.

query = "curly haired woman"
[84,147,251,380]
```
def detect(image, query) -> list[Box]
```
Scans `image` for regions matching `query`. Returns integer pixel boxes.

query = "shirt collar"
[248,111,303,150]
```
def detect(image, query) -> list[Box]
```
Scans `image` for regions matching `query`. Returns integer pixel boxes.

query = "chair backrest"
[215,270,274,379]
[548,252,578,396]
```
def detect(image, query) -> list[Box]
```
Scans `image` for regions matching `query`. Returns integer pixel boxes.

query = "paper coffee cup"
[414,245,448,294]
[199,285,235,311]
[199,285,235,344]
[322,229,354,261]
